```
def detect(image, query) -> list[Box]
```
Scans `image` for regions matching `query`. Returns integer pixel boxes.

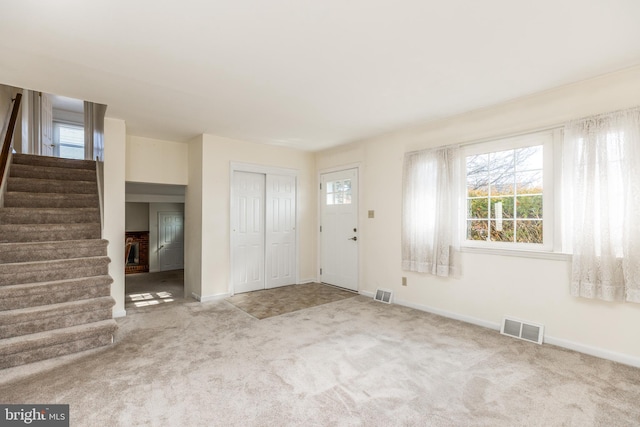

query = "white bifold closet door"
[232,171,296,294]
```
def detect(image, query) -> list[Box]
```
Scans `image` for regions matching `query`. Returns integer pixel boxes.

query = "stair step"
[0,276,113,310]
[0,319,117,369]
[11,154,96,171]
[0,256,110,285]
[0,240,108,263]
[10,163,96,182]
[7,177,97,194]
[0,297,115,339]
[3,192,99,208]
[0,223,101,243]
[0,207,100,225]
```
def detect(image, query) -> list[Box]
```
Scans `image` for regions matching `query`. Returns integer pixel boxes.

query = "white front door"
[320,168,358,291]
[40,92,54,157]
[158,212,184,271]
[232,171,266,293]
[265,174,296,289]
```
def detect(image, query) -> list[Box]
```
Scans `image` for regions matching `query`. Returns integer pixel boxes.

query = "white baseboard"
[359,290,374,298]
[298,278,317,284]
[192,292,230,303]
[113,309,127,318]
[392,296,640,368]
[394,297,501,331]
[544,335,640,368]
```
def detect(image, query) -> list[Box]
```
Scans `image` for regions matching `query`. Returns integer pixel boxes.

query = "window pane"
[59,126,84,146]
[516,171,543,194]
[516,195,543,218]
[467,220,488,241]
[326,182,334,193]
[59,145,84,160]
[489,174,514,196]
[490,197,514,218]
[516,145,543,171]
[516,220,543,243]
[489,150,514,174]
[468,175,488,196]
[343,179,351,190]
[468,198,488,219]
[326,194,334,205]
[490,220,514,242]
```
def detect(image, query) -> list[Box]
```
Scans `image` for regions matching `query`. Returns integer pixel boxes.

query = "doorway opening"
[125,183,187,310]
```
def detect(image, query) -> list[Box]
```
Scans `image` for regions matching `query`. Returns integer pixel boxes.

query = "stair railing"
[0,93,22,207]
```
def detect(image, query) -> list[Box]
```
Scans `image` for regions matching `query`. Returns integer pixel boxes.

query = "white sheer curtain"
[402,146,462,277]
[563,107,640,303]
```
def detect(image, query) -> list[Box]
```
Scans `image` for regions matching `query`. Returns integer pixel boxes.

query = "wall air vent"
[501,317,544,344]
[374,288,393,304]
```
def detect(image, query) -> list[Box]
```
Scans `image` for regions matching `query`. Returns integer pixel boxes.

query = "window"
[326,179,352,205]
[463,131,556,251]
[53,122,84,160]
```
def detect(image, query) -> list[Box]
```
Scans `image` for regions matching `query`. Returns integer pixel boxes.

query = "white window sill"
[460,246,571,261]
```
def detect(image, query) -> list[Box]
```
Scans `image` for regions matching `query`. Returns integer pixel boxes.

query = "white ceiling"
[1,1,639,151]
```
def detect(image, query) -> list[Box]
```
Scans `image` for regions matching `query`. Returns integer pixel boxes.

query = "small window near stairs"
[53,122,84,160]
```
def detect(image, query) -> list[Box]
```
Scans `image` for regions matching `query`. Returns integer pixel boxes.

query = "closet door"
[232,171,265,293]
[265,174,296,288]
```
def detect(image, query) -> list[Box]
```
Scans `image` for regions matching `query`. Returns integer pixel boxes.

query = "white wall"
[185,134,316,301]
[125,202,149,232]
[149,202,184,272]
[125,135,188,185]
[104,118,127,317]
[315,66,640,366]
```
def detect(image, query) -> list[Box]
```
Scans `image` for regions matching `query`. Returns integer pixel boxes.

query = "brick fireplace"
[125,231,149,274]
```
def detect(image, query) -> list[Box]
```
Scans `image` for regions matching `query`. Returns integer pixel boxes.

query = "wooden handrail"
[0,93,22,184]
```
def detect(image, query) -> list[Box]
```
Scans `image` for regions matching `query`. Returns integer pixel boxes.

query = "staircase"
[0,153,117,369]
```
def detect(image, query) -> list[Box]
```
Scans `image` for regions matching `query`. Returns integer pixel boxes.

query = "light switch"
[368,210,374,218]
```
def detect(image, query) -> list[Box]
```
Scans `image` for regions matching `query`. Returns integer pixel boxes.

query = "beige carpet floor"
[226,283,357,319]
[125,270,186,312]
[1,296,639,426]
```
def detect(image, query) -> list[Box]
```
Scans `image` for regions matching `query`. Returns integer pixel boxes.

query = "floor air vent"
[501,317,544,344]
[374,289,393,304]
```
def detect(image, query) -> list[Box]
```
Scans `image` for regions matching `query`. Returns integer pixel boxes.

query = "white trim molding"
[112,309,127,318]
[192,292,231,303]
[392,297,640,368]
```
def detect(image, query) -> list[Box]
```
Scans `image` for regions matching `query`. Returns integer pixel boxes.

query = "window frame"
[461,130,559,253]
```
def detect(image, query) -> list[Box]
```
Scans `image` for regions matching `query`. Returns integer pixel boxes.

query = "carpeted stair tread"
[0,223,101,243]
[0,207,100,225]
[0,153,115,369]
[10,163,96,182]
[0,240,108,263]
[7,177,97,194]
[0,320,117,369]
[0,256,111,285]
[0,297,115,339]
[11,153,96,171]
[0,276,113,311]
[3,192,99,208]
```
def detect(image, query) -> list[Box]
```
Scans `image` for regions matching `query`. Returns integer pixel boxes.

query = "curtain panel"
[401,146,462,277]
[563,107,640,303]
